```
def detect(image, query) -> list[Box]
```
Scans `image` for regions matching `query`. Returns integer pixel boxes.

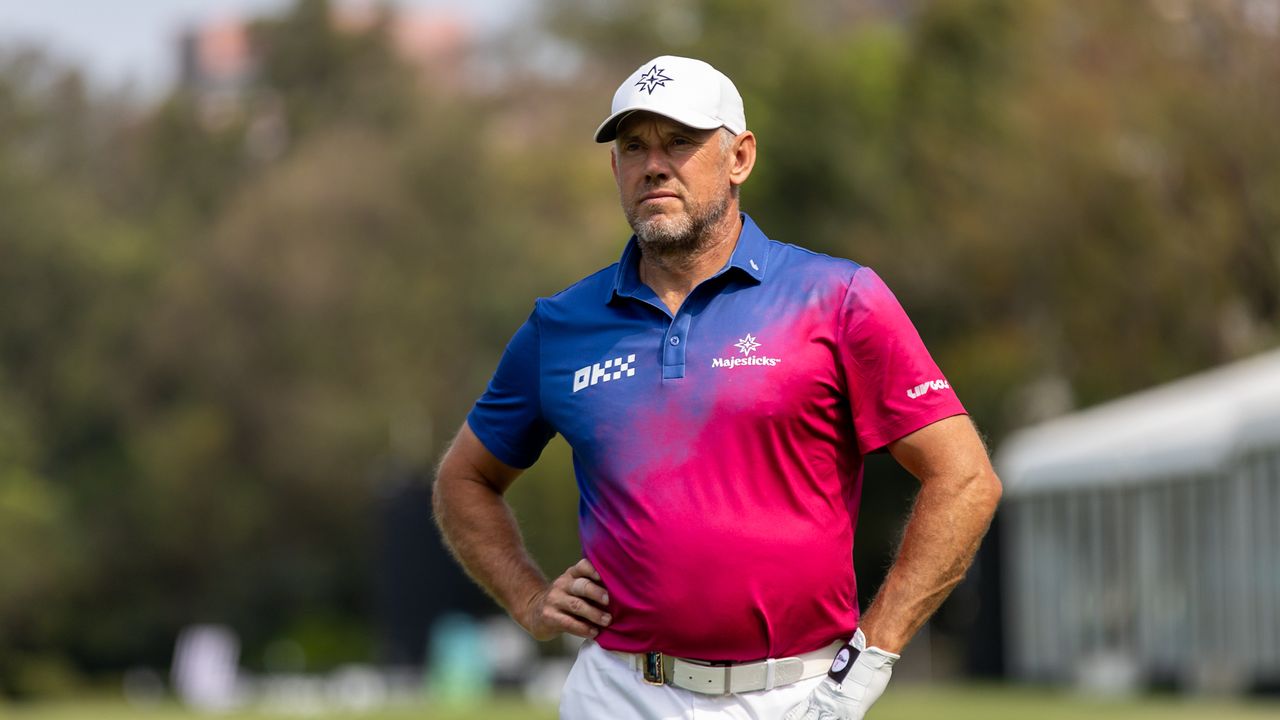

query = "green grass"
[875,685,1280,719]
[2,686,1277,719]
[0,697,555,720]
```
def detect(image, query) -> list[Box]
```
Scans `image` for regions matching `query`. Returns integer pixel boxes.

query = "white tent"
[999,348,1280,494]
[995,349,1280,692]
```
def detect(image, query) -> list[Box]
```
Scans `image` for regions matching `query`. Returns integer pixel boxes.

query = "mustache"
[636,183,683,198]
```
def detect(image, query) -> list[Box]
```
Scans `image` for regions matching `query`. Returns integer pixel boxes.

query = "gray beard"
[627,192,732,260]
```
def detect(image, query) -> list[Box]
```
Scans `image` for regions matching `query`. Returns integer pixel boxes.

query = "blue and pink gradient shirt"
[467,213,965,661]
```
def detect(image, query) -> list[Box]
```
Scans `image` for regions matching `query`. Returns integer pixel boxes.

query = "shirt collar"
[608,212,771,303]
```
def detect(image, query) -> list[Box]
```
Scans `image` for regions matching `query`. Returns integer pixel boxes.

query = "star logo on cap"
[635,64,673,95]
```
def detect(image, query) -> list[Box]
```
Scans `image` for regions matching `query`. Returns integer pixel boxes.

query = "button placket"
[662,312,692,379]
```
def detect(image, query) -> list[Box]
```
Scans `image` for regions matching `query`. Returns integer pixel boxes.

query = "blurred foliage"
[0,0,1277,693]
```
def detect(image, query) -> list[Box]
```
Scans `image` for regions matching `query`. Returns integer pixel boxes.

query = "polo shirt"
[467,213,965,661]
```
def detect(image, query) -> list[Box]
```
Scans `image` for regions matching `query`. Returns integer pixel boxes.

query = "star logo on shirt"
[635,64,673,95]
[712,333,780,370]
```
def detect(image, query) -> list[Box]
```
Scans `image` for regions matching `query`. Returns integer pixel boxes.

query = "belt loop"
[723,664,732,695]
[764,658,776,691]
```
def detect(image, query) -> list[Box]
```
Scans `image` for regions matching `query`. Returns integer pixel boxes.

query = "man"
[434,55,1001,719]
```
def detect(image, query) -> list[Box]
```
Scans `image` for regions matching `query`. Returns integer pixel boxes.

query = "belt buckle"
[642,651,665,685]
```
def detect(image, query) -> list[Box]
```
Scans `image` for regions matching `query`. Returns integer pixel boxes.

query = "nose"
[642,146,670,184]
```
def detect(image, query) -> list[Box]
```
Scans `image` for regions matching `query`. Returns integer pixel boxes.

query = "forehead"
[615,112,718,141]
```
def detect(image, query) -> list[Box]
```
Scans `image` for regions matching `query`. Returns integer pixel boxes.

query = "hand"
[783,629,898,720]
[520,558,612,641]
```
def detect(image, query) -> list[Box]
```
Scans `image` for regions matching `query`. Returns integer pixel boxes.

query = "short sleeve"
[838,267,966,454]
[466,307,557,468]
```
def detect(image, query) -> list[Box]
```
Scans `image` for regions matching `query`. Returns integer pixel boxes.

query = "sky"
[0,0,534,95]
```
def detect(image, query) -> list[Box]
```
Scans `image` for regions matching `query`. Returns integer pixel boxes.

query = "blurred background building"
[178,5,470,129]
[999,349,1280,693]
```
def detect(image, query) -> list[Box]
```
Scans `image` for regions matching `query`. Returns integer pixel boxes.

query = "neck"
[638,208,742,315]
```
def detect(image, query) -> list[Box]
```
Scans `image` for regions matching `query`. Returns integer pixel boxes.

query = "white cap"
[594,55,746,143]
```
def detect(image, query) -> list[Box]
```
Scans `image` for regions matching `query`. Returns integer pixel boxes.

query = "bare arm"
[857,414,1003,653]
[432,423,611,641]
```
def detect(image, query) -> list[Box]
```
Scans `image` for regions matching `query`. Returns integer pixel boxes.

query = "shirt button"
[669,336,680,346]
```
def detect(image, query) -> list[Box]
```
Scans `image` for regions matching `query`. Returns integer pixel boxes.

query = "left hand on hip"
[783,628,898,720]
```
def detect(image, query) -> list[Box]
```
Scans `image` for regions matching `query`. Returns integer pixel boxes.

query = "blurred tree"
[251,0,415,138]
[0,72,153,683]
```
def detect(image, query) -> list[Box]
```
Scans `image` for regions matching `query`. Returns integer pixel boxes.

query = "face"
[611,113,736,254]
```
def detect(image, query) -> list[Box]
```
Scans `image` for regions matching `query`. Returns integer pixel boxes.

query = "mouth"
[639,191,680,206]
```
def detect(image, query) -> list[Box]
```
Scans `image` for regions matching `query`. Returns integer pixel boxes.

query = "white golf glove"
[783,628,899,720]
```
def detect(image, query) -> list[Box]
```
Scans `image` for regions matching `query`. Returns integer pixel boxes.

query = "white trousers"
[560,640,827,720]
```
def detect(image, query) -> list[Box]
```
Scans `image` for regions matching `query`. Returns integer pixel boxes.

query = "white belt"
[611,640,841,695]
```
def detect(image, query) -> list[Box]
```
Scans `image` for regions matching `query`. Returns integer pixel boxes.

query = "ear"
[610,144,620,184]
[728,131,757,189]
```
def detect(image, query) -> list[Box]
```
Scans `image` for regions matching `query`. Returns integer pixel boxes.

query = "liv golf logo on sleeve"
[906,379,951,399]
[711,333,782,369]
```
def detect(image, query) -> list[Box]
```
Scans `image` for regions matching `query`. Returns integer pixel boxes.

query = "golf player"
[434,55,1002,719]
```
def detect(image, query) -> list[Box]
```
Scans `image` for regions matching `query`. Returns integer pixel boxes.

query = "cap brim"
[593,107,723,143]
